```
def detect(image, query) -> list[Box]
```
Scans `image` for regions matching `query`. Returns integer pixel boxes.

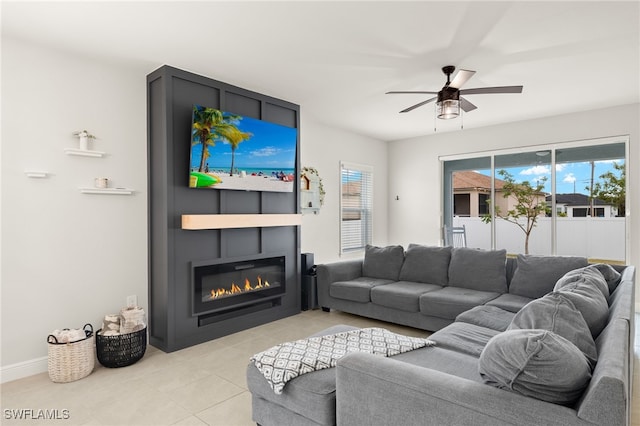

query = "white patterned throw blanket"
[251,327,435,394]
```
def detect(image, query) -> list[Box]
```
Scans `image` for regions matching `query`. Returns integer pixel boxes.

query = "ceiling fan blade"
[460,85,523,95]
[400,97,437,113]
[449,69,476,89]
[460,97,477,112]
[386,91,439,95]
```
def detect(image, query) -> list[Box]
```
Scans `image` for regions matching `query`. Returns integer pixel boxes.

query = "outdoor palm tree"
[220,126,252,176]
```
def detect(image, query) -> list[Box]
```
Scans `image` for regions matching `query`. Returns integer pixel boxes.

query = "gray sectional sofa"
[316,244,590,330]
[247,244,635,426]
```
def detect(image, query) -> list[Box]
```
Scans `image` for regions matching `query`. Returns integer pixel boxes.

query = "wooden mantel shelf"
[181,214,302,230]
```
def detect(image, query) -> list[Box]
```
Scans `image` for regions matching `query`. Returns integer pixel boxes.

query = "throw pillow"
[398,244,451,286]
[589,263,622,293]
[555,281,609,338]
[507,292,597,369]
[448,248,507,293]
[479,329,592,405]
[509,255,588,299]
[554,266,609,300]
[362,245,405,281]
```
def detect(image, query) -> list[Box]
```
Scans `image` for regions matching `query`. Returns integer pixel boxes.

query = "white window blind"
[340,161,373,254]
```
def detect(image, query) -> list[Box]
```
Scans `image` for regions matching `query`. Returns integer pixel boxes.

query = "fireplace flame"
[209,275,270,300]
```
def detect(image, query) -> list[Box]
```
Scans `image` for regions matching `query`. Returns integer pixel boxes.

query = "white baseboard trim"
[1,357,48,384]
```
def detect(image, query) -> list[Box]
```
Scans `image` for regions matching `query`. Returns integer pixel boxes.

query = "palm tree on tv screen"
[220,126,252,176]
[191,106,240,173]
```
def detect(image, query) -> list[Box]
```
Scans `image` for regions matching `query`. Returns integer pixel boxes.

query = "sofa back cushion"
[362,244,405,281]
[398,244,451,286]
[448,248,507,293]
[507,292,597,369]
[509,254,588,299]
[554,280,609,338]
[554,266,609,300]
[479,329,592,405]
[588,263,622,294]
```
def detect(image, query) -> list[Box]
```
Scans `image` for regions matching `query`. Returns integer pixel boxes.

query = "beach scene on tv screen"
[189,105,297,192]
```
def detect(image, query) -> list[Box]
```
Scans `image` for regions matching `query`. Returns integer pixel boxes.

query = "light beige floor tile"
[2,310,639,425]
[166,374,245,413]
[195,391,253,426]
[171,415,208,426]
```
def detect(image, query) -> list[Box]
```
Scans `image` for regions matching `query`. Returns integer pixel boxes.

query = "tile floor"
[1,310,639,425]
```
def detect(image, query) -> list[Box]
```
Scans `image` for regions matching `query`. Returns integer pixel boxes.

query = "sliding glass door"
[441,137,628,262]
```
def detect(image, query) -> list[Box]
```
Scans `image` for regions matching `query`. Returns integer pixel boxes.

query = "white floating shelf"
[79,188,134,195]
[65,148,106,158]
[182,214,302,230]
[24,170,49,178]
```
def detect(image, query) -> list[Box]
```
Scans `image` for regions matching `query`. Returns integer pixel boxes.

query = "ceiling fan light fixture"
[437,99,460,119]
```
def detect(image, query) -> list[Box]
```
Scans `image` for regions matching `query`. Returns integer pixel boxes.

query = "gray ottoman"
[246,324,359,426]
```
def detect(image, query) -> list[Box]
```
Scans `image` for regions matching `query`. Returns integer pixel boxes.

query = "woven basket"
[47,324,95,383]
[96,327,147,368]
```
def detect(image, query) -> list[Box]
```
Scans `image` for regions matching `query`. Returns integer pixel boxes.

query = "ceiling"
[2,1,639,141]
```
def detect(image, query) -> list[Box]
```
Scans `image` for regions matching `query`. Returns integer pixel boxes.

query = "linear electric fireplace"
[192,255,286,318]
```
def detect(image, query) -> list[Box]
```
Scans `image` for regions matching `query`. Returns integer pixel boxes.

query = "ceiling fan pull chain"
[460,109,464,130]
[434,103,437,132]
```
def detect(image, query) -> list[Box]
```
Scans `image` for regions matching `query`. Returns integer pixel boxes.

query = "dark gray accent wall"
[147,65,301,352]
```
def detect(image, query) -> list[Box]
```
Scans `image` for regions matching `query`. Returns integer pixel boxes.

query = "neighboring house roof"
[453,171,505,191]
[547,193,610,206]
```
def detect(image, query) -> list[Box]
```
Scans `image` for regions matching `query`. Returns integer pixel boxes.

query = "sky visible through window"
[477,159,624,195]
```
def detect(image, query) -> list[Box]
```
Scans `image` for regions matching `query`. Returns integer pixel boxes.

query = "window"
[340,161,373,254]
[442,137,628,262]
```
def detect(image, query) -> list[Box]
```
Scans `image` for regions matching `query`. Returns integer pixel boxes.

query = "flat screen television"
[189,104,297,192]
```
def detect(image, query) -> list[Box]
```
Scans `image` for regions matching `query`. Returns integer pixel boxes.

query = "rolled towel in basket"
[120,307,146,334]
[50,328,87,343]
[100,314,121,335]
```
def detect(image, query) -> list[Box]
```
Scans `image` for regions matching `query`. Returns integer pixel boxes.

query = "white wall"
[1,38,149,379]
[299,117,389,264]
[388,104,640,305]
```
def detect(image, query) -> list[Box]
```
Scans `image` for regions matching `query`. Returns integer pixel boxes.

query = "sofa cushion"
[247,325,359,426]
[590,263,622,293]
[508,254,588,299]
[362,244,405,280]
[448,247,508,293]
[419,287,501,320]
[398,244,451,286]
[430,322,501,357]
[507,292,597,369]
[479,329,592,405]
[485,293,534,313]
[554,280,609,338]
[370,281,442,312]
[330,277,394,303]
[455,305,516,332]
[554,266,609,300]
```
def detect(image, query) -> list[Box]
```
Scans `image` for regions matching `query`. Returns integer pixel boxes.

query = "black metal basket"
[96,327,147,368]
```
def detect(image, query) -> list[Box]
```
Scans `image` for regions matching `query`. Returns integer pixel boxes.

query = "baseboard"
[1,356,48,384]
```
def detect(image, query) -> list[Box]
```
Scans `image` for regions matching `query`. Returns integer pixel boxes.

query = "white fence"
[452,216,626,262]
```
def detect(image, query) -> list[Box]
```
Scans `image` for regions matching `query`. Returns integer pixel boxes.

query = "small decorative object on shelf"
[72,130,97,151]
[94,177,109,188]
[300,166,325,214]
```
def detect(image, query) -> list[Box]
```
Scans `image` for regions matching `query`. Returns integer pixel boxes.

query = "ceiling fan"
[386,66,523,119]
